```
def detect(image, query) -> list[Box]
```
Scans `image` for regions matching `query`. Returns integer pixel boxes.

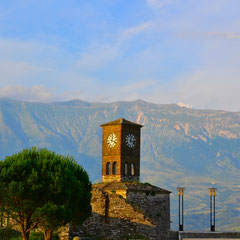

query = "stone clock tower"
[100,118,143,183]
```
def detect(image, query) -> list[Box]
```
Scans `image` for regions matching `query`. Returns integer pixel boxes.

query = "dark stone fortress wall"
[69,183,171,240]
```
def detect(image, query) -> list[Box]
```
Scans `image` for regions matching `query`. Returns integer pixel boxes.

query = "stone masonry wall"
[69,184,171,240]
[127,190,170,233]
[70,186,156,239]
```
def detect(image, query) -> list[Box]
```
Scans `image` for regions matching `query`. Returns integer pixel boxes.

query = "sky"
[0,0,240,111]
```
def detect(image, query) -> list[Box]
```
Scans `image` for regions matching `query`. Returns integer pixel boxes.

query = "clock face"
[107,133,117,148]
[126,134,136,148]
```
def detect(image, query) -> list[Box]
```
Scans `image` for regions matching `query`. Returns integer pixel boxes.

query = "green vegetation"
[0,229,59,240]
[150,191,156,196]
[143,183,153,187]
[29,231,59,240]
[0,147,91,240]
[0,228,21,240]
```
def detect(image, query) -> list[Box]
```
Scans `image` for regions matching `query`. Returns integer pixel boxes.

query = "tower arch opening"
[112,161,117,175]
[106,162,111,175]
[130,163,134,176]
[124,163,128,175]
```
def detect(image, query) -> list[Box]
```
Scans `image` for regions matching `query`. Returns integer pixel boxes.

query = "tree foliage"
[0,147,92,240]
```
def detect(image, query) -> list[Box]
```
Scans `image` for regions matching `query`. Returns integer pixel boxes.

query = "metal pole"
[209,188,212,231]
[210,193,212,229]
[209,188,216,232]
[179,193,181,229]
[177,187,184,231]
[213,189,216,231]
[182,192,184,230]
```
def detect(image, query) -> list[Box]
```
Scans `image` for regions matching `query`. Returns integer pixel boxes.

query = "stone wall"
[69,183,171,240]
[127,190,170,232]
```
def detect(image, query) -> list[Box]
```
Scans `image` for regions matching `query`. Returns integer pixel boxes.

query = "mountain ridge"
[2,97,239,113]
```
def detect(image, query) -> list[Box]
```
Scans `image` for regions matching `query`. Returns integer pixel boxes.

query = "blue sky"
[0,0,240,111]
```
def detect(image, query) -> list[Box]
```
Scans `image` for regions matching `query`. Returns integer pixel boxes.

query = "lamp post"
[177,187,184,231]
[209,188,217,232]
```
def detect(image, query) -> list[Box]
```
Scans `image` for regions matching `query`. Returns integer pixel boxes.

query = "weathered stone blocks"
[70,182,171,240]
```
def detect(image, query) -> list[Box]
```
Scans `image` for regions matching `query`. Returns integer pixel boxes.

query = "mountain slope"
[0,98,239,231]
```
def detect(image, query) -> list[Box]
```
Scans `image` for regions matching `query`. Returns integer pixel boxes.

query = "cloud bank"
[0,85,54,102]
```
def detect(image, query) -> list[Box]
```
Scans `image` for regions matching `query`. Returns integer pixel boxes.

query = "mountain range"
[0,98,239,231]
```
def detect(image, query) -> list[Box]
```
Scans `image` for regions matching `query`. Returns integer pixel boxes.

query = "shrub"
[0,228,21,240]
[29,231,59,240]
[29,232,44,240]
[150,191,156,196]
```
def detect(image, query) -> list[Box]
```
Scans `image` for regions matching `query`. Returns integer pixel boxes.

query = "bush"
[0,228,21,240]
[29,232,44,240]
[29,231,59,240]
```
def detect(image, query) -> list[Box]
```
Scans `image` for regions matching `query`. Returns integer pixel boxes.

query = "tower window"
[131,163,134,176]
[112,161,117,175]
[124,163,128,175]
[106,162,110,175]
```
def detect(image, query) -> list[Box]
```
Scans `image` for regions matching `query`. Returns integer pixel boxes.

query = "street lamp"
[177,187,184,231]
[209,187,217,232]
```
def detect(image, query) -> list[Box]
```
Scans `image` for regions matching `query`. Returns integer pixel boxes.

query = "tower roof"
[100,118,143,127]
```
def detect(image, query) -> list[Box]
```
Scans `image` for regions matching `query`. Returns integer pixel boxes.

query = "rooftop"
[93,182,171,194]
[100,118,143,127]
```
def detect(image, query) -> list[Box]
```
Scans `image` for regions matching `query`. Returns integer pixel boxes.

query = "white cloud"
[138,67,240,112]
[173,70,240,111]
[0,38,58,62]
[120,22,153,39]
[207,32,240,39]
[0,61,51,84]
[76,45,119,71]
[76,21,153,71]
[0,37,95,94]
[178,31,240,40]
[177,102,192,108]
[0,38,60,86]
[147,0,175,9]
[0,85,54,102]
[120,79,156,92]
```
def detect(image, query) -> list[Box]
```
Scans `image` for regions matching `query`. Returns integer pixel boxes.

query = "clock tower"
[100,118,143,183]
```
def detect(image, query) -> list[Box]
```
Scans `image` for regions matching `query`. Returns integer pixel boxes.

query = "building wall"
[101,121,141,183]
[127,190,170,232]
[70,184,171,240]
[102,124,122,183]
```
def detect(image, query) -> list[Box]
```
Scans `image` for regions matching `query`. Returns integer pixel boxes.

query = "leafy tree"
[0,147,92,240]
